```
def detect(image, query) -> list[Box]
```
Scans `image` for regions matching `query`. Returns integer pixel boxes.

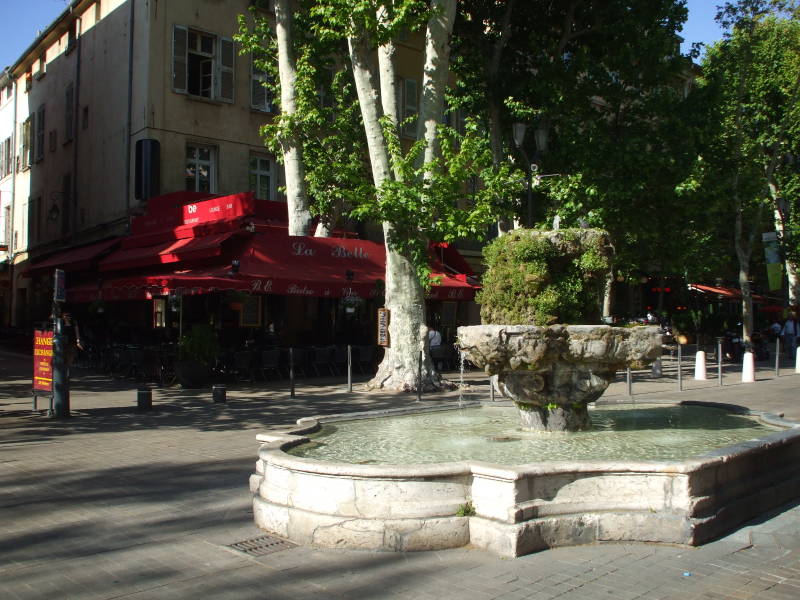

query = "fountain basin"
[457,325,662,431]
[251,403,800,557]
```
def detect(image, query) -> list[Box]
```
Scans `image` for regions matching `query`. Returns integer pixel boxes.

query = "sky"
[0,0,725,71]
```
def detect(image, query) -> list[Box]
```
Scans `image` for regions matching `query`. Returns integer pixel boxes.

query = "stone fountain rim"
[255,400,799,480]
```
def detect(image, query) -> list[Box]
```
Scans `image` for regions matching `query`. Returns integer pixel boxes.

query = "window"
[19,117,32,170]
[1,137,11,178]
[49,130,57,152]
[82,105,89,129]
[250,57,275,112]
[35,105,45,162]
[64,83,74,142]
[172,25,234,103]
[3,206,10,248]
[33,56,45,80]
[249,155,275,200]
[400,78,418,138]
[67,19,78,52]
[185,144,216,192]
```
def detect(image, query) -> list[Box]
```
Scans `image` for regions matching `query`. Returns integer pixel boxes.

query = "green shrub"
[477,228,612,325]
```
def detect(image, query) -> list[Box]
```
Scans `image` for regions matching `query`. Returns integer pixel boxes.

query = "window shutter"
[172,25,188,94]
[218,37,235,103]
[402,78,418,138]
[35,105,45,162]
[251,57,265,110]
[27,117,35,167]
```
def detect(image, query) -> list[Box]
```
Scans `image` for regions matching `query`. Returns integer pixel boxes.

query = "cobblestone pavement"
[1,349,799,599]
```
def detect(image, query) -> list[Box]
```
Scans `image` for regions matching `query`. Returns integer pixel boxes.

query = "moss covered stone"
[477,228,612,326]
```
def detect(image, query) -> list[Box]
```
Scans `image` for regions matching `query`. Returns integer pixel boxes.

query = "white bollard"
[795,347,800,374]
[694,351,707,380]
[741,351,756,383]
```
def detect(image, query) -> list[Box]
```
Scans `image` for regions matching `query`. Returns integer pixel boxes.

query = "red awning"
[99,231,239,272]
[27,238,120,275]
[241,236,387,298]
[240,236,479,299]
[688,283,767,302]
[430,242,475,277]
[73,234,479,301]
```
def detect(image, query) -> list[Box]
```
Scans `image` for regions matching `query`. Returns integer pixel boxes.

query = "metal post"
[417,350,423,402]
[775,338,781,377]
[717,338,723,387]
[179,294,184,340]
[347,345,352,393]
[289,347,295,398]
[677,343,683,392]
[490,377,495,402]
[52,316,70,418]
[626,367,632,396]
[212,384,226,404]
[137,387,153,411]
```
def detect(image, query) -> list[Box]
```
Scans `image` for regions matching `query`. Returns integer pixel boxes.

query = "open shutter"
[402,78,418,138]
[172,25,187,94]
[35,105,45,162]
[218,37,235,103]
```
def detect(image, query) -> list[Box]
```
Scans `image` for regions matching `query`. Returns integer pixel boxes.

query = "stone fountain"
[457,324,662,431]
[249,228,800,557]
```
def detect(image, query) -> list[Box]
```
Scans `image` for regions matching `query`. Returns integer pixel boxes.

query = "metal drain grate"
[227,534,296,557]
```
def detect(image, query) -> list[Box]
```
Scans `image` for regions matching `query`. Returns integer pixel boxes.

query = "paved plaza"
[2,349,800,599]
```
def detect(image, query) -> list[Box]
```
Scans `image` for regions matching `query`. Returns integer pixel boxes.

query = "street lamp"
[512,122,533,227]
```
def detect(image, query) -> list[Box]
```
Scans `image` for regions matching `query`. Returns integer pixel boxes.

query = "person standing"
[781,313,797,358]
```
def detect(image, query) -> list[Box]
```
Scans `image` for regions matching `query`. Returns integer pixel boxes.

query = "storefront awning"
[27,237,121,275]
[70,234,480,301]
[99,231,239,272]
[688,283,767,302]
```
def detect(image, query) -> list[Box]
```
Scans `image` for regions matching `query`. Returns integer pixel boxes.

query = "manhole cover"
[227,534,296,557]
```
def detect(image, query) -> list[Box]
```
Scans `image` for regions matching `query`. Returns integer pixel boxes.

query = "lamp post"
[513,122,548,228]
[512,123,533,227]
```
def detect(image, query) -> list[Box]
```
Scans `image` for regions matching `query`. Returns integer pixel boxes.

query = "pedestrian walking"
[781,313,797,358]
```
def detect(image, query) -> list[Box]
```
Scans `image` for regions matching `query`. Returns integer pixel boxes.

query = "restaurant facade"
[25,191,480,356]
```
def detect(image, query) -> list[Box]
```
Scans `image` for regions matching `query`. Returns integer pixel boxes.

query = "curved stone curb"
[251,402,800,557]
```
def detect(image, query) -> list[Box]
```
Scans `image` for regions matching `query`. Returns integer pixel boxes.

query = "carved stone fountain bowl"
[456,324,663,431]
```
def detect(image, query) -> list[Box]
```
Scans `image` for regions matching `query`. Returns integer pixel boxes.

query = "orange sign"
[33,330,54,392]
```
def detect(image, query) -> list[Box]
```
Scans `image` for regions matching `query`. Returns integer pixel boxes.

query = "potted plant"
[175,324,220,388]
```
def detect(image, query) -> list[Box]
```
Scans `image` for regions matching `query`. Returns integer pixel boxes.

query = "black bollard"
[417,350,423,402]
[677,343,683,391]
[776,338,781,376]
[289,347,296,398]
[212,384,226,404]
[347,345,352,393]
[137,387,153,412]
[717,337,723,387]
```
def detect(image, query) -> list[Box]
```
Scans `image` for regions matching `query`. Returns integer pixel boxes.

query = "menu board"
[33,330,54,392]
[377,308,390,347]
[240,295,262,327]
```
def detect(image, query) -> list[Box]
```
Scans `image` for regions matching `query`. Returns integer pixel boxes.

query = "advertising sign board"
[377,308,390,347]
[33,330,54,392]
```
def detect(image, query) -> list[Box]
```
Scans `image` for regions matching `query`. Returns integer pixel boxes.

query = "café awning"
[99,231,240,272]
[27,237,121,275]
[70,234,480,301]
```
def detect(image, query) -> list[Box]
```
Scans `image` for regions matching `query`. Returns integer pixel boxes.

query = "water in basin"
[287,404,781,465]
